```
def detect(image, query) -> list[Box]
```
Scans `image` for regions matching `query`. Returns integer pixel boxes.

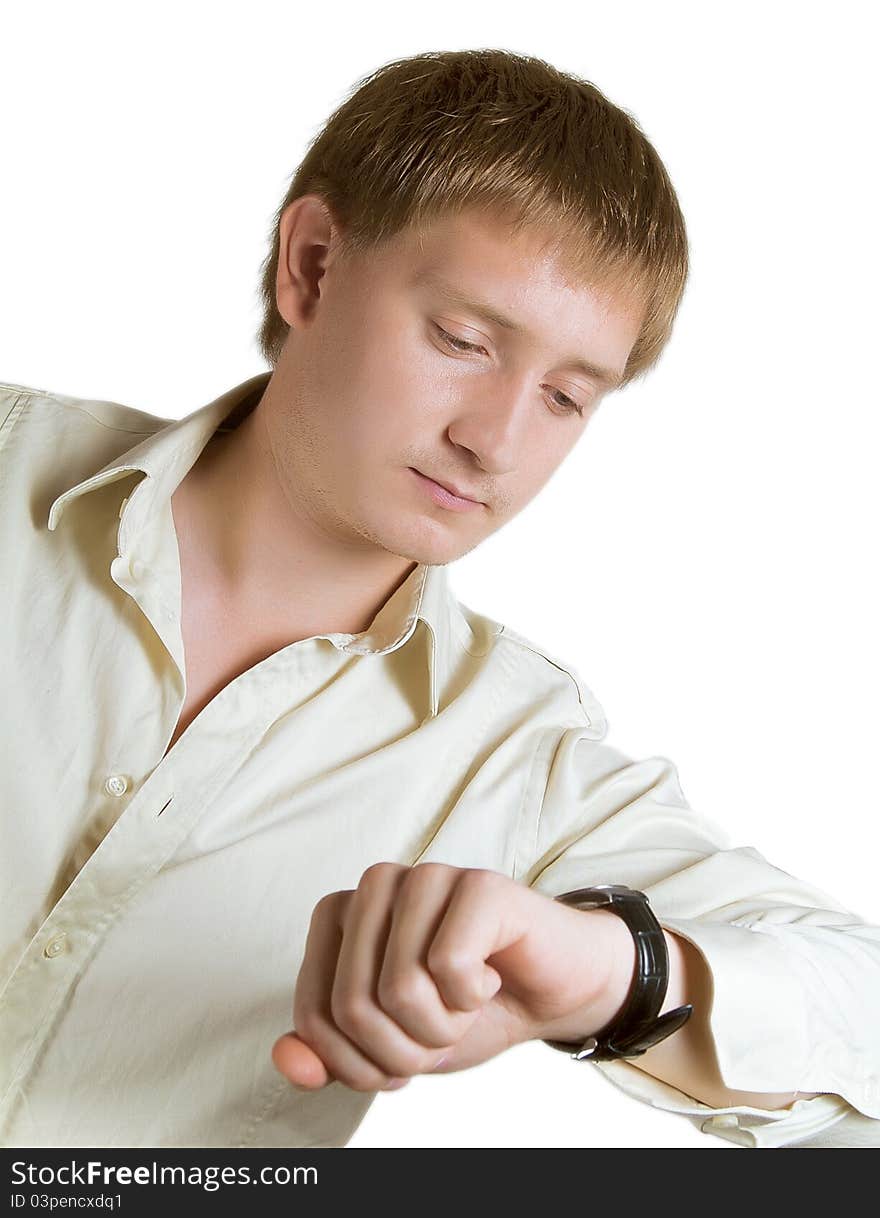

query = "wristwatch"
[542,884,693,1061]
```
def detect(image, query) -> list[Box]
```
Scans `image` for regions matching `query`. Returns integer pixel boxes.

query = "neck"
[170,383,418,642]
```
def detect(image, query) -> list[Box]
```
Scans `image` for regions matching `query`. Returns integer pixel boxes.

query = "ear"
[275,193,347,330]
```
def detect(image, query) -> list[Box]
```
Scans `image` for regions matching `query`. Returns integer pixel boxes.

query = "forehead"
[402,206,573,282]
[396,207,641,322]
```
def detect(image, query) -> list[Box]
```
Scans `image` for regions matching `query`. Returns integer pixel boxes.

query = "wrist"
[533,907,638,1044]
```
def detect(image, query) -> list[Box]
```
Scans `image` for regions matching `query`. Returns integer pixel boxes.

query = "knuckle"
[346,1069,389,1094]
[312,891,344,919]
[339,1055,408,1094]
[408,861,450,883]
[377,969,429,1016]
[360,861,400,887]
[331,990,373,1036]
[460,866,502,892]
[330,1060,387,1093]
[426,943,470,979]
[294,1009,327,1045]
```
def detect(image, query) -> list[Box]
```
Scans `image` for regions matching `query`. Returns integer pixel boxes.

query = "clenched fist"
[271,861,635,1093]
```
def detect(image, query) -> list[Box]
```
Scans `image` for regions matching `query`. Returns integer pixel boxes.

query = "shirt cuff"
[588,1056,861,1146]
[577,911,880,1146]
[657,916,880,1117]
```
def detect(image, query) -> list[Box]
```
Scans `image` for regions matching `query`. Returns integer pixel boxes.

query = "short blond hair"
[256,48,689,388]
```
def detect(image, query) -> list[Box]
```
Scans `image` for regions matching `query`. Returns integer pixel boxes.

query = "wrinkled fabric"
[1,373,878,1149]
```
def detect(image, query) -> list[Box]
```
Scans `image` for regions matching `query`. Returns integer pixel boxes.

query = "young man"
[1,49,878,1150]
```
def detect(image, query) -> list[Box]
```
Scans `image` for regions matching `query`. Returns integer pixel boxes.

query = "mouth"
[409,468,485,512]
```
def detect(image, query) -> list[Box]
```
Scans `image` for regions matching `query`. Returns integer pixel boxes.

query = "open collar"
[46,372,467,718]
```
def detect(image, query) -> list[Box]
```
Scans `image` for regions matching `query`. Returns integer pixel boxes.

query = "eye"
[545,387,586,418]
[433,323,487,355]
[433,323,587,419]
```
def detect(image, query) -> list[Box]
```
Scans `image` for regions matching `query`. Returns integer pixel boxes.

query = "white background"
[2,1,877,1148]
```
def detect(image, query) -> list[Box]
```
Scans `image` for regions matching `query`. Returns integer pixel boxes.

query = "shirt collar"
[46,372,467,718]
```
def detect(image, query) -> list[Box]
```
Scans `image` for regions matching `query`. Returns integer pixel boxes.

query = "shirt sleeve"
[521,724,880,1148]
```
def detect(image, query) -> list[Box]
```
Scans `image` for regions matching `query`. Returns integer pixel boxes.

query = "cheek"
[519,442,576,505]
[358,318,449,435]
[313,307,464,461]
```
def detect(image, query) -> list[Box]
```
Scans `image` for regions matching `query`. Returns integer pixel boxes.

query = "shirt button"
[129,558,145,580]
[44,933,68,959]
[104,774,130,797]
[707,1113,740,1129]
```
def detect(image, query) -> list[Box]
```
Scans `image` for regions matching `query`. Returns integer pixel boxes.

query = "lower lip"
[409,468,483,512]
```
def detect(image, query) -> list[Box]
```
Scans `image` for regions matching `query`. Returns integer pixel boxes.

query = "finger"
[329,863,457,1081]
[376,863,497,1046]
[426,869,528,1012]
[291,890,407,1092]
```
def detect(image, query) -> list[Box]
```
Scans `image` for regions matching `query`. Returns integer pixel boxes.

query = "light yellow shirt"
[2,373,879,1150]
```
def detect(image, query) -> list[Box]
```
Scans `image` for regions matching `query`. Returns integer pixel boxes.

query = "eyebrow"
[411,267,626,390]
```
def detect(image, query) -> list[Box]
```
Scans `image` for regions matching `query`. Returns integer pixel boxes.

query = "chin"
[390,538,459,567]
[370,518,471,567]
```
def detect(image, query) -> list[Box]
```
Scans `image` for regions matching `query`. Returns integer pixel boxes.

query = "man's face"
[269,202,643,567]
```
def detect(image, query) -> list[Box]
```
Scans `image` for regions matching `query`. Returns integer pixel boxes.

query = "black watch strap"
[542,884,693,1061]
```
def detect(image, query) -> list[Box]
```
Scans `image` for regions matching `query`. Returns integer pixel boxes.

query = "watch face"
[602,884,650,904]
[554,884,648,911]
[554,889,606,910]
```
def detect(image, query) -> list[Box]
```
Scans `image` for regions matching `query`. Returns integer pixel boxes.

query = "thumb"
[271,1032,333,1090]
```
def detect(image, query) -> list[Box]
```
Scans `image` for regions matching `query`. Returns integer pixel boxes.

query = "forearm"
[537,911,822,1111]
[632,930,822,1110]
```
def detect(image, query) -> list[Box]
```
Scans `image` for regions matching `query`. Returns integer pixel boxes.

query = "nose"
[445,371,532,476]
